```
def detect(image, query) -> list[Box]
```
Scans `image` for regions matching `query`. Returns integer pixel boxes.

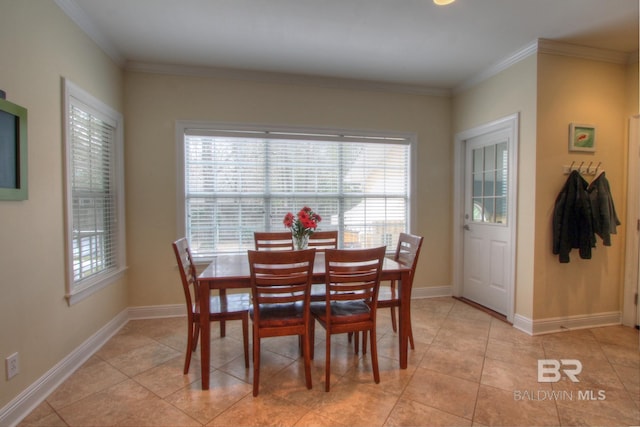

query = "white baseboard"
[412,285,452,299]
[128,303,185,319]
[0,309,129,427]
[513,311,622,336]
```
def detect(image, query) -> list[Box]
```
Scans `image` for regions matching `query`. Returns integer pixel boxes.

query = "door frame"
[622,114,639,327]
[453,113,519,323]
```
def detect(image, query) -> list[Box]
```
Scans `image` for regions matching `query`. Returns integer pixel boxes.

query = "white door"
[462,129,512,315]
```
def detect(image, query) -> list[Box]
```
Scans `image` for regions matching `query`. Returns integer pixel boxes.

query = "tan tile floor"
[18,297,640,426]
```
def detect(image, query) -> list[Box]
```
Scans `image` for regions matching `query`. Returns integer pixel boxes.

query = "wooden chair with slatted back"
[375,232,423,350]
[310,246,386,392]
[307,230,338,301]
[253,231,294,251]
[172,238,250,374]
[248,248,316,396]
[307,230,338,251]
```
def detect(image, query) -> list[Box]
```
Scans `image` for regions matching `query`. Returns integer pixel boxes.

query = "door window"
[472,142,508,224]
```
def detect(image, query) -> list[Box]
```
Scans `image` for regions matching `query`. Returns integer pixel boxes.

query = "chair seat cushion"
[310,300,371,323]
[250,302,305,327]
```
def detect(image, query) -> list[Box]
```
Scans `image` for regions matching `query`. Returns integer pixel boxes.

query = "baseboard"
[128,303,185,319]
[412,285,452,299]
[513,311,622,336]
[0,309,129,427]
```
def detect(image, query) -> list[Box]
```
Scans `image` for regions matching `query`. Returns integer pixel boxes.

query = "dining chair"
[307,230,338,251]
[310,246,386,392]
[364,232,424,353]
[307,230,338,301]
[253,231,294,251]
[172,238,250,374]
[247,248,316,396]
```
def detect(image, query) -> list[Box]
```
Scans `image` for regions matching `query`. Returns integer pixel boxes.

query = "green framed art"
[569,123,596,153]
[0,97,28,201]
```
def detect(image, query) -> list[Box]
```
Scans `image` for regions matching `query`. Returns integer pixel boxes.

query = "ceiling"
[58,0,638,92]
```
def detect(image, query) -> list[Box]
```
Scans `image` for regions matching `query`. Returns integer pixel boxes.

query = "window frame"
[176,121,417,261]
[63,78,126,305]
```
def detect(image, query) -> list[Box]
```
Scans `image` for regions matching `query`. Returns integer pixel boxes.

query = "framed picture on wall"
[569,123,596,152]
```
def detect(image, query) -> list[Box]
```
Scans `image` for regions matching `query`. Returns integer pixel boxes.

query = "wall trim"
[53,0,125,65]
[0,309,129,427]
[126,61,451,97]
[514,311,623,336]
[412,285,452,299]
[128,304,186,319]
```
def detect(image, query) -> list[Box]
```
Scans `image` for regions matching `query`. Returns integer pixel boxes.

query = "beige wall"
[1,0,637,415]
[123,71,453,307]
[452,55,538,319]
[534,53,632,319]
[0,1,126,409]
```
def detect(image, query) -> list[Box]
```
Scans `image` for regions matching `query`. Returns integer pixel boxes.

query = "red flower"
[283,206,322,236]
[283,212,295,228]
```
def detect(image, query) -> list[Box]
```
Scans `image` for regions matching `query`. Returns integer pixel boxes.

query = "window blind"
[183,127,411,259]
[69,103,119,283]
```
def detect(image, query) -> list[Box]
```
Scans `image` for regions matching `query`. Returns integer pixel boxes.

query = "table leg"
[199,281,210,390]
[398,270,410,369]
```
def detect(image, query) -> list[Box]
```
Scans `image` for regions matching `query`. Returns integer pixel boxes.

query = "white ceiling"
[58,0,638,92]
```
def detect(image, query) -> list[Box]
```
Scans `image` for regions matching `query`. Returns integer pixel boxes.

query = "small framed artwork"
[569,123,596,152]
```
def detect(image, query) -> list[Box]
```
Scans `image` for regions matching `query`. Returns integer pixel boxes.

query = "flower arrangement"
[283,206,322,250]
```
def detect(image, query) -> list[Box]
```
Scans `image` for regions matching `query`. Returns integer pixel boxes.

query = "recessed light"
[434,0,455,5]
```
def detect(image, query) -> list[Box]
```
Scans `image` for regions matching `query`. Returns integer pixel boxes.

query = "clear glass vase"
[292,232,309,250]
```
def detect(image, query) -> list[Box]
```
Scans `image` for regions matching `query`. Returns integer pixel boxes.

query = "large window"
[178,123,414,260]
[63,79,126,304]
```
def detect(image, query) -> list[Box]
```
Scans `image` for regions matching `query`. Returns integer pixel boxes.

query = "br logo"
[537,359,582,383]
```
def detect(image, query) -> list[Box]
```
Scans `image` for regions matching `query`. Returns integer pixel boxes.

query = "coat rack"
[562,161,602,176]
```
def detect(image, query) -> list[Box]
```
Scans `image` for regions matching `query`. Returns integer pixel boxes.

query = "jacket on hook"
[552,171,595,263]
[588,171,621,246]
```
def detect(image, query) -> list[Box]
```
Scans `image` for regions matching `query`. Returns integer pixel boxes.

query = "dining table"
[197,251,412,390]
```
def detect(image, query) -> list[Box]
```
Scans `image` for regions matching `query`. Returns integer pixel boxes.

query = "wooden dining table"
[197,251,412,390]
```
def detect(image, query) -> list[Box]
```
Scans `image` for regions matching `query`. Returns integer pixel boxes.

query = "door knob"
[463,224,470,230]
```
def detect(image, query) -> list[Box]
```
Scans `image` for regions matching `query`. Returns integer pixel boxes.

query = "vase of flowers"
[283,206,322,250]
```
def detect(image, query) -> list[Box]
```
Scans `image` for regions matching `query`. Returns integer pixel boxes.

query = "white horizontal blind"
[69,103,119,283]
[184,128,410,259]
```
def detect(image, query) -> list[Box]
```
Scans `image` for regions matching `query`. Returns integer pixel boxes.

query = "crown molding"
[455,38,637,93]
[54,0,125,66]
[537,38,634,64]
[125,61,451,97]
[454,40,539,93]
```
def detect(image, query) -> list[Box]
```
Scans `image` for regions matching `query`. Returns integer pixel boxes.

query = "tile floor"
[18,297,640,426]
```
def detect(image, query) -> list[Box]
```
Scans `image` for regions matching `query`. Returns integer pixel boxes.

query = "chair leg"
[220,320,226,338]
[354,331,360,354]
[409,318,415,350]
[369,328,380,384]
[192,323,200,351]
[325,330,331,392]
[309,320,315,360]
[303,331,312,390]
[242,314,249,368]
[390,307,398,333]
[362,331,367,355]
[253,329,261,396]
[184,321,194,374]
[390,281,398,332]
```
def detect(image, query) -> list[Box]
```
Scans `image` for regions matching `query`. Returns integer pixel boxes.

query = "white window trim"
[63,78,127,305]
[175,121,418,251]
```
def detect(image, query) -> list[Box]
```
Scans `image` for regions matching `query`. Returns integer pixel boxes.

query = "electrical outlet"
[6,353,19,380]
